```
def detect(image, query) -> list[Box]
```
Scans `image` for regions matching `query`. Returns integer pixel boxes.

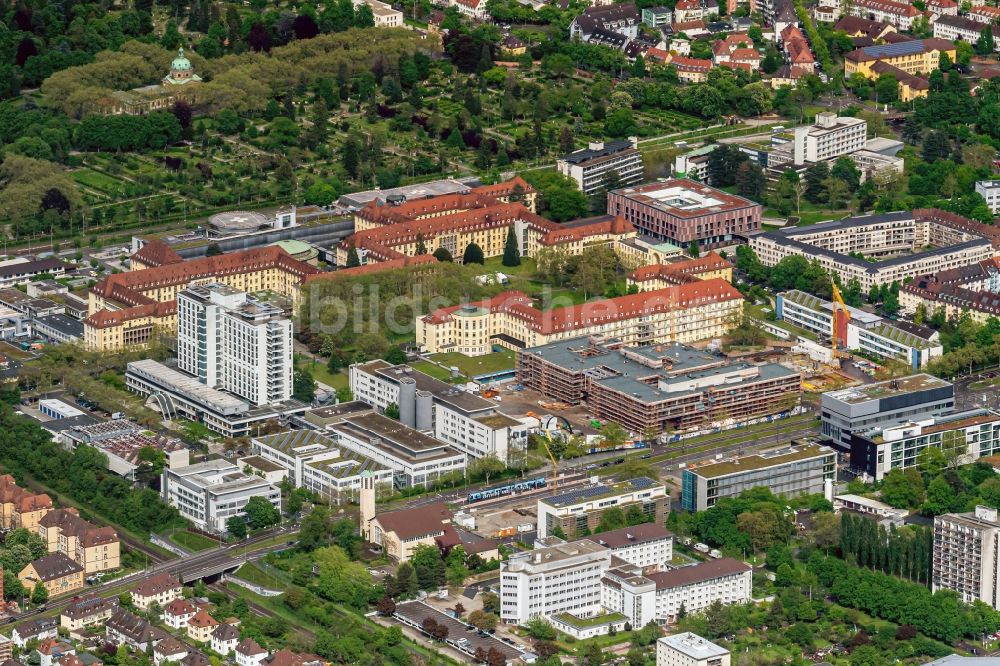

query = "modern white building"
[557,138,644,196]
[250,429,393,502]
[349,361,529,464]
[933,505,1000,609]
[161,460,281,533]
[177,283,293,406]
[536,477,671,539]
[591,523,674,570]
[644,559,752,623]
[657,633,730,666]
[776,289,943,369]
[500,539,613,624]
[976,180,1000,214]
[793,112,868,165]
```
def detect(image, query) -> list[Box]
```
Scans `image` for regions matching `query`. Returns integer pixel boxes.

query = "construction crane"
[530,414,572,494]
[830,283,850,365]
[540,437,560,494]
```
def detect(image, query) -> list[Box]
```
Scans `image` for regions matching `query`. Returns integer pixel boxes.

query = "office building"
[500,539,613,624]
[820,373,954,447]
[250,430,393,502]
[750,209,996,291]
[657,633,730,666]
[85,242,318,351]
[161,460,281,533]
[536,477,670,539]
[349,360,530,464]
[517,337,800,436]
[177,284,293,406]
[792,112,867,165]
[776,289,943,368]
[681,441,837,512]
[673,145,719,182]
[125,359,307,438]
[848,409,1000,480]
[933,505,1000,608]
[556,138,644,196]
[607,179,762,248]
[977,181,1000,214]
[417,281,744,357]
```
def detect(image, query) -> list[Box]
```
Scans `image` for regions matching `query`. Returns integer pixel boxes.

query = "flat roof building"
[162,460,281,533]
[537,477,671,539]
[933,505,1000,609]
[820,373,954,448]
[517,336,801,436]
[976,180,1000,214]
[657,633,730,666]
[681,440,836,511]
[608,179,762,248]
[556,138,644,196]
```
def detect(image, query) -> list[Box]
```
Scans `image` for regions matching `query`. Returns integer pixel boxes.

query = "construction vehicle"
[830,283,851,367]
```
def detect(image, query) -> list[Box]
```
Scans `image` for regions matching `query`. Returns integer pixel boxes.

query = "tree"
[463,242,485,265]
[384,403,400,420]
[415,233,427,255]
[31,581,48,605]
[205,244,224,257]
[376,595,396,616]
[411,544,446,590]
[293,368,316,403]
[804,161,830,204]
[433,247,453,262]
[596,507,627,533]
[469,455,505,485]
[735,161,766,200]
[688,240,701,258]
[244,496,281,530]
[468,610,499,632]
[977,26,995,56]
[880,468,926,508]
[346,246,361,268]
[502,226,521,267]
[524,617,556,640]
[481,591,500,614]
[227,516,248,539]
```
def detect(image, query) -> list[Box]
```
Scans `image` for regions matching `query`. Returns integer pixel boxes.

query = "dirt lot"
[494,384,600,435]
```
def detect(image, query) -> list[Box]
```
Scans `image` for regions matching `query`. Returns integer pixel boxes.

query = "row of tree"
[838,513,931,584]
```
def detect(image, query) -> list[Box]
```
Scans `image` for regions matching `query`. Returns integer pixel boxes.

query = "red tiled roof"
[303,255,438,284]
[131,240,184,268]
[133,572,180,598]
[630,252,731,283]
[671,55,713,72]
[188,609,219,628]
[851,0,920,17]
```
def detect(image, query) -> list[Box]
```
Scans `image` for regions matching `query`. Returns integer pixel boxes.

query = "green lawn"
[429,349,516,377]
[235,562,287,589]
[72,168,126,193]
[168,530,220,552]
[305,361,349,391]
[970,376,1000,390]
[0,341,34,360]
[410,360,464,382]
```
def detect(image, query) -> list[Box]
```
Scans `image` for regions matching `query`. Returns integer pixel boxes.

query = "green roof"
[688,442,834,479]
[552,612,627,628]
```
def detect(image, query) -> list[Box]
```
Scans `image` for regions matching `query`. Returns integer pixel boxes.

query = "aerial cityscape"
[2,0,1000,665]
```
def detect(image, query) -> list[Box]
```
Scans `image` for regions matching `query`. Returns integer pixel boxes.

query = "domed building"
[162,48,202,86]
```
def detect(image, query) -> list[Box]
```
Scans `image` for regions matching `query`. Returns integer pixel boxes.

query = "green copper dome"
[171,47,192,71]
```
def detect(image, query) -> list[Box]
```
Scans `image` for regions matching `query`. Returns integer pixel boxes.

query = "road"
[11,526,297,627]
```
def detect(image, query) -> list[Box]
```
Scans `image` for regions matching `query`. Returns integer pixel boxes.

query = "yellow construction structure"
[831,283,850,364]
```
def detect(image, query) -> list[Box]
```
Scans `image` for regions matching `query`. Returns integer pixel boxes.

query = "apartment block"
[517,337,800,436]
[417,281,744,357]
[902,258,1000,325]
[608,179,762,248]
[162,460,281,533]
[590,523,674,569]
[848,409,1000,480]
[820,373,954,447]
[933,505,1000,608]
[177,283,293,406]
[500,539,613,624]
[536,477,671,539]
[933,16,1000,53]
[38,508,120,574]
[776,289,943,368]
[557,138,644,196]
[848,0,921,30]
[657,633,730,666]
[750,210,996,291]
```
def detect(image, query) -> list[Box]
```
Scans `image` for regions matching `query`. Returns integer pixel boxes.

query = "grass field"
[235,562,287,589]
[429,349,516,377]
[168,530,220,552]
[410,360,462,382]
[72,168,126,193]
[305,361,349,391]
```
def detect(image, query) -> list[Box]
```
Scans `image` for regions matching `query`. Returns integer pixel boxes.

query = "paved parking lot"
[394,601,523,661]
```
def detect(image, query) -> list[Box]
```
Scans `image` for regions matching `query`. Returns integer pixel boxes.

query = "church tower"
[359,472,376,542]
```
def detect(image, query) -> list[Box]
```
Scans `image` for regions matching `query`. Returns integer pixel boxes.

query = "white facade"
[793,113,867,165]
[353,0,404,25]
[500,540,613,624]
[976,181,1000,214]
[649,562,752,623]
[933,506,1000,609]
[162,460,281,533]
[657,634,731,666]
[601,567,657,628]
[536,478,670,539]
[592,525,674,569]
[177,283,293,407]
[556,138,645,196]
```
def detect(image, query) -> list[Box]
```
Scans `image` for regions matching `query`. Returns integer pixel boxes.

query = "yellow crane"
[830,283,850,364]
[540,437,560,494]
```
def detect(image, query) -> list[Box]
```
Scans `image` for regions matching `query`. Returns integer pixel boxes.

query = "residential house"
[19,552,85,598]
[181,652,210,666]
[60,655,103,666]
[187,609,219,643]
[163,598,197,630]
[105,609,167,652]
[500,35,527,56]
[235,639,269,666]
[153,638,189,666]
[36,639,74,666]
[926,0,958,18]
[211,624,241,656]
[38,508,120,574]
[263,651,325,666]
[132,572,182,611]
[60,595,119,632]
[834,15,896,42]
[12,618,58,648]
[0,475,52,530]
[781,25,816,73]
[671,56,713,82]
[451,0,488,20]
[570,2,641,41]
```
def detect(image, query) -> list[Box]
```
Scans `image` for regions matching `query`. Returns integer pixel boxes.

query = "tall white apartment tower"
[933,505,1000,609]
[177,283,293,406]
